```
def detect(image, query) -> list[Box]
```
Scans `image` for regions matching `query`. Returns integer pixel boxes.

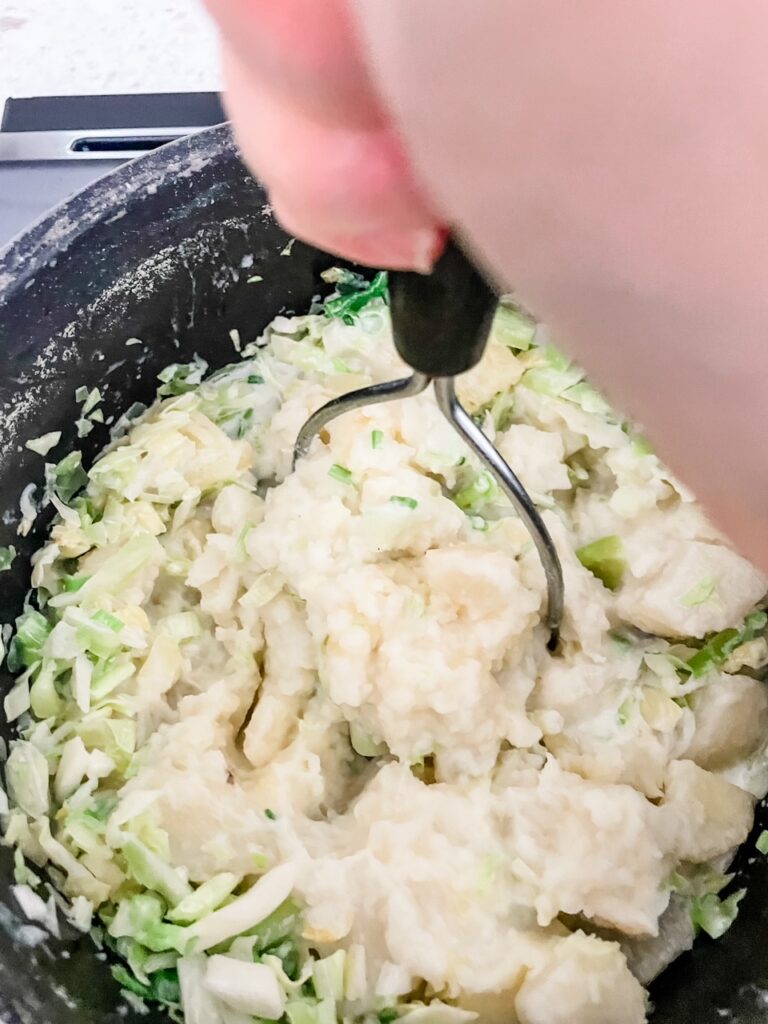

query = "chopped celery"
[490,303,535,351]
[691,889,745,939]
[389,496,418,510]
[576,535,626,591]
[0,545,15,571]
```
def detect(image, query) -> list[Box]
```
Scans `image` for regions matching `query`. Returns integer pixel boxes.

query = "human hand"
[206,0,768,570]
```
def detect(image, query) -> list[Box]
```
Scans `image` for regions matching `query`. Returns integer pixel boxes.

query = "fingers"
[220,43,445,270]
[204,0,381,128]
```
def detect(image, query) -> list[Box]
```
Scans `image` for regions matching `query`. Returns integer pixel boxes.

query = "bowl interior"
[0,124,767,1024]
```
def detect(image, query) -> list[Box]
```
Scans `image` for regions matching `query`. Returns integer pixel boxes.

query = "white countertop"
[0,0,221,109]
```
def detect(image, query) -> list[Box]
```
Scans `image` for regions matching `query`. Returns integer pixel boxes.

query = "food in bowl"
[2,271,767,1024]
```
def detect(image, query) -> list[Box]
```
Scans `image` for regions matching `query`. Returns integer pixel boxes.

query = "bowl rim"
[0,122,236,304]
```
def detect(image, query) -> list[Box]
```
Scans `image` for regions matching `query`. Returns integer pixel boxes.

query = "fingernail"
[334,225,448,272]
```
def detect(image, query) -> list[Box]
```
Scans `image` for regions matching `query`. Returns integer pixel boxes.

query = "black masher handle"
[389,237,499,378]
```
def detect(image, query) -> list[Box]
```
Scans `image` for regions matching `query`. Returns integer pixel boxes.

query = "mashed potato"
[3,277,768,1024]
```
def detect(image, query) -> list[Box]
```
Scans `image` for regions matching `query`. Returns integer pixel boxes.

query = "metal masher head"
[293,239,565,648]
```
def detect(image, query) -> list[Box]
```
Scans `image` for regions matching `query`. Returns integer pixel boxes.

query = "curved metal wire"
[293,372,431,466]
[433,377,564,647]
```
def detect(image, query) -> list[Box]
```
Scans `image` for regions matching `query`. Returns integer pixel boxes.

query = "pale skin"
[205,0,768,571]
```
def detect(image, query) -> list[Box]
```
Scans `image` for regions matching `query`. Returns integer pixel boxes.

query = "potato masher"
[294,239,564,647]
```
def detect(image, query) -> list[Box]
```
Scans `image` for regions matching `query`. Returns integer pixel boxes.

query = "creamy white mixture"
[4,282,768,1024]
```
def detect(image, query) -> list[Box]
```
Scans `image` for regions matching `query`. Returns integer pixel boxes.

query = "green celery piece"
[0,546,16,572]
[328,464,353,484]
[576,535,626,591]
[756,830,768,856]
[691,889,745,939]
[491,303,535,351]
[389,496,418,510]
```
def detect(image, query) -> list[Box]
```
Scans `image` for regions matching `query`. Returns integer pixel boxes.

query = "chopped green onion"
[686,611,768,677]
[328,464,353,484]
[0,546,16,572]
[247,374,264,385]
[390,496,418,510]
[378,1009,399,1024]
[265,808,277,821]
[756,831,768,855]
[371,430,384,450]
[322,270,388,325]
[576,535,626,591]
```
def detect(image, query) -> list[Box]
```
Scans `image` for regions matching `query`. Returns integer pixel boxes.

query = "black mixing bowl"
[0,124,766,1024]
